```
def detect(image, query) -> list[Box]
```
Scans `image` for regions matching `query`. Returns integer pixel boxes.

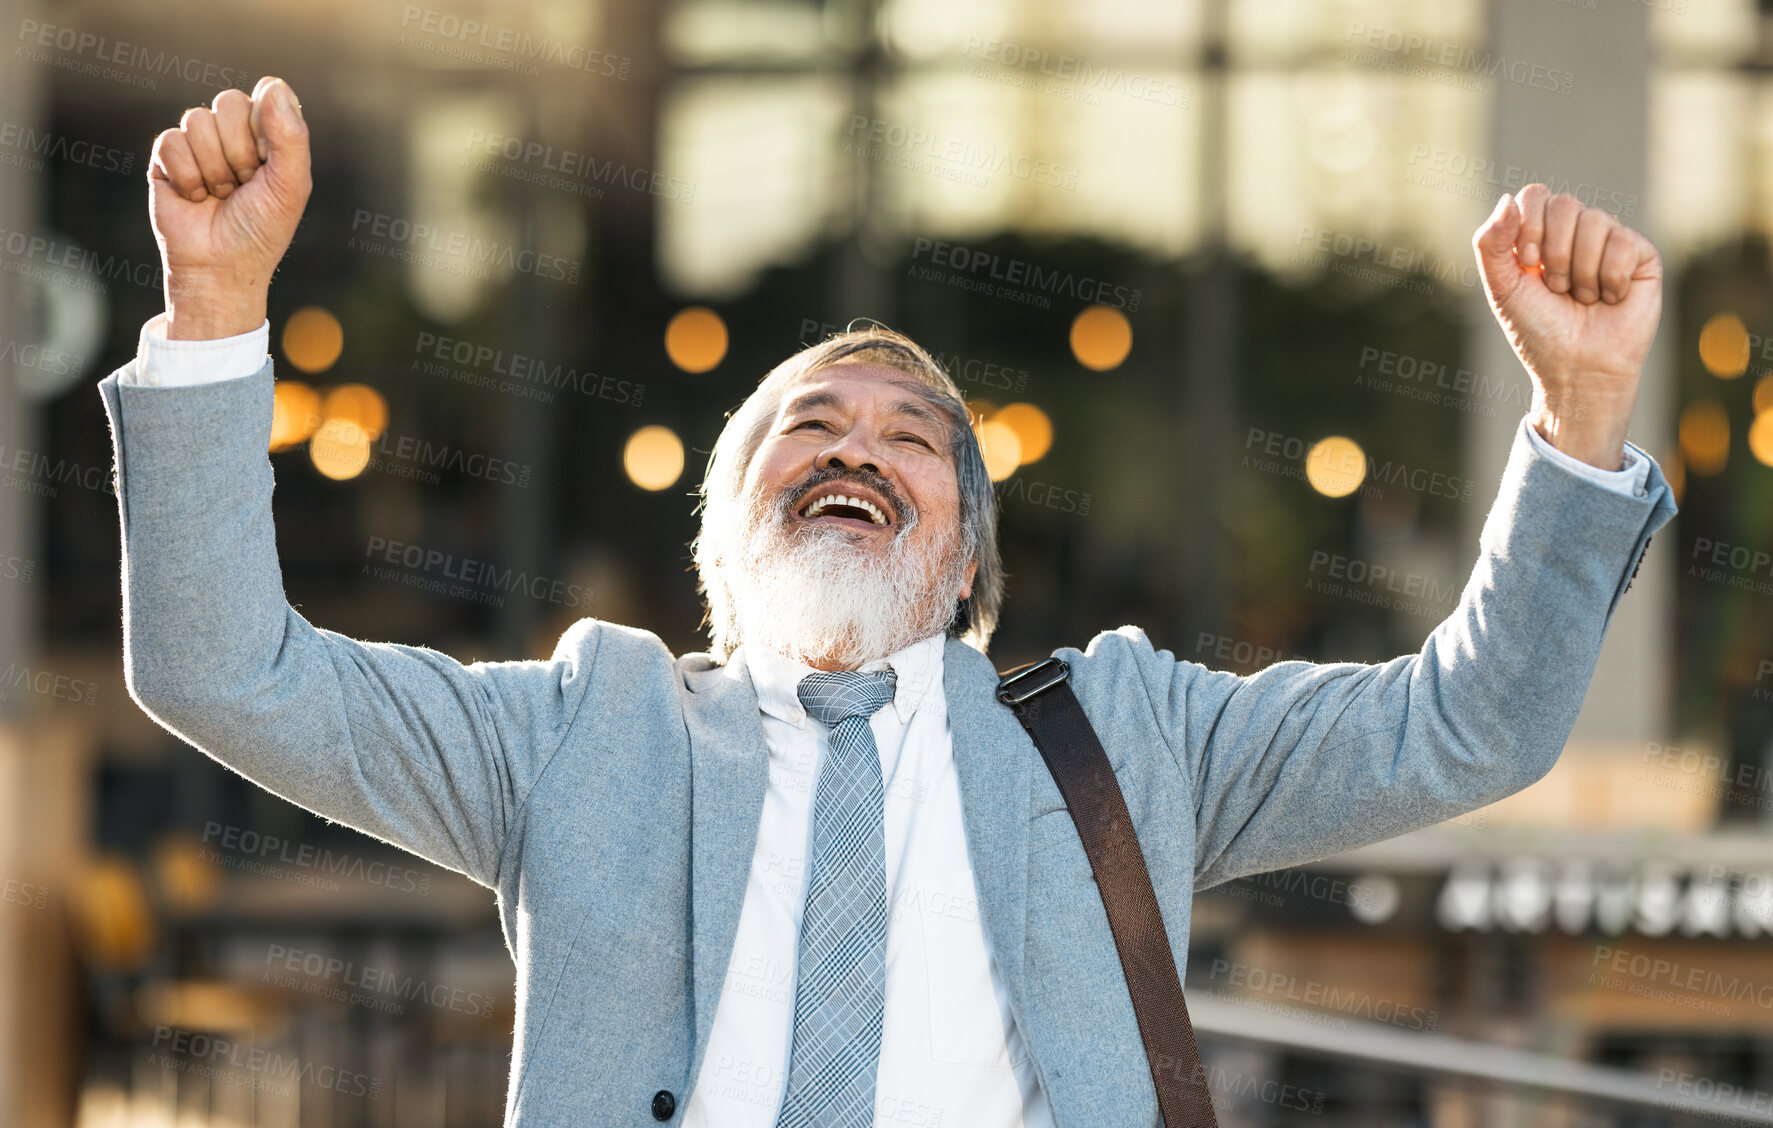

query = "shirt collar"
[742,632,945,727]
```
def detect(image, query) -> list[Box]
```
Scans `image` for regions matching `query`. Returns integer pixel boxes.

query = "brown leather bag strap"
[997,657,1220,1128]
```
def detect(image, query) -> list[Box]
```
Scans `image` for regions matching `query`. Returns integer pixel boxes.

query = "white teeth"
[804,492,888,526]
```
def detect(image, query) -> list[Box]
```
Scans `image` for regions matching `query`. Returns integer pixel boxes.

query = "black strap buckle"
[996,657,1071,705]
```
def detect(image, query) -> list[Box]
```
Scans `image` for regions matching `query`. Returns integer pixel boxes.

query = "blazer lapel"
[942,638,1035,1038]
[680,651,771,1091]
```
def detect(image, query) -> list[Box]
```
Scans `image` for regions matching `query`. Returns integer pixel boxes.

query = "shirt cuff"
[123,313,270,388]
[1519,415,1651,499]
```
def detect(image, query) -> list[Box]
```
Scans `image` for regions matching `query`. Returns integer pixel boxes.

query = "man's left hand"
[1473,185,1662,471]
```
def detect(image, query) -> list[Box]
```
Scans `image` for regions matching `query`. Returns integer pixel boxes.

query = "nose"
[815,427,885,477]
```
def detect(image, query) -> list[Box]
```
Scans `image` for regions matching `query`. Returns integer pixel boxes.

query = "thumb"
[248,77,311,190]
[1472,192,1523,304]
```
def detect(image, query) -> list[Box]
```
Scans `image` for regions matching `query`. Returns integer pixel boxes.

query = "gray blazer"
[99,360,1675,1126]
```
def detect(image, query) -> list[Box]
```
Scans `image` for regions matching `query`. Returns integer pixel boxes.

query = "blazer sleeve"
[99,360,598,889]
[1119,416,1677,891]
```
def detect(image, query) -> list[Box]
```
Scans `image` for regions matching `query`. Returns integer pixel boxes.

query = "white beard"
[729,477,972,669]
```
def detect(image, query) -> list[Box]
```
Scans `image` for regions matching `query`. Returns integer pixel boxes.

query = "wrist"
[1528,394,1632,471]
[163,271,269,341]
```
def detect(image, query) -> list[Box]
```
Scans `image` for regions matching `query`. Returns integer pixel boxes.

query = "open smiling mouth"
[797,490,893,530]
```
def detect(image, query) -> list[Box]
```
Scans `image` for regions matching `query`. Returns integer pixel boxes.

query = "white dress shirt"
[121,314,1651,1126]
[684,633,1049,1128]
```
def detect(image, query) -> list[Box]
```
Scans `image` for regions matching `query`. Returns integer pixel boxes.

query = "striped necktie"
[774,668,899,1128]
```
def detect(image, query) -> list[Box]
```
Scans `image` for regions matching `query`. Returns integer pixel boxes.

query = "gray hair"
[691,322,1004,664]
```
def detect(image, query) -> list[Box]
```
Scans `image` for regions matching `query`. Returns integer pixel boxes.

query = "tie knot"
[797,669,898,727]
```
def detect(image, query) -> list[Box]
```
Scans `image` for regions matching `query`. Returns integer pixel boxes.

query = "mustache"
[774,466,912,526]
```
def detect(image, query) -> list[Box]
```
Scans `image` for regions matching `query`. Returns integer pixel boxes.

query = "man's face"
[743,361,977,601]
[723,360,980,668]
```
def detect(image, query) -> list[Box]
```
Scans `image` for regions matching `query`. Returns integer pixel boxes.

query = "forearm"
[1186,417,1676,886]
[1400,418,1668,784]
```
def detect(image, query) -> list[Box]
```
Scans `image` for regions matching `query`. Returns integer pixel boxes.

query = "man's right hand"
[149,75,311,341]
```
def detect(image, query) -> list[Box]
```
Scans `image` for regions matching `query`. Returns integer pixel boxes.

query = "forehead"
[777,362,950,426]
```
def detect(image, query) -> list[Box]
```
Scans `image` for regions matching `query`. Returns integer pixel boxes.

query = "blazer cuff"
[1518,415,1652,498]
[1486,412,1678,623]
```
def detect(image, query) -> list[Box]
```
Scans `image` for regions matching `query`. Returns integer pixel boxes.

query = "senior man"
[102,78,1674,1127]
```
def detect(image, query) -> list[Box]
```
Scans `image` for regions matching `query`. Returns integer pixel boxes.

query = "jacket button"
[651,1089,677,1120]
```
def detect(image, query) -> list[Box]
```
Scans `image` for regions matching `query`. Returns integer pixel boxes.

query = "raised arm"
[1120,417,1674,890]
[1134,188,1675,887]
[107,78,590,888]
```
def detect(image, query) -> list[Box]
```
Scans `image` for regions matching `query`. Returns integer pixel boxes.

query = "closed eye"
[895,433,935,449]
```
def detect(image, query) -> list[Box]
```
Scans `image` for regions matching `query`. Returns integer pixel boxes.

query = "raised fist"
[149,76,311,340]
[1472,186,1662,470]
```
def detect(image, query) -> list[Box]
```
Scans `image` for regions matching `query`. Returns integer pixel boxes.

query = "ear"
[959,558,977,600]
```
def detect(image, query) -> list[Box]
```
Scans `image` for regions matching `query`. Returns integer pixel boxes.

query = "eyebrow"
[782,388,948,435]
